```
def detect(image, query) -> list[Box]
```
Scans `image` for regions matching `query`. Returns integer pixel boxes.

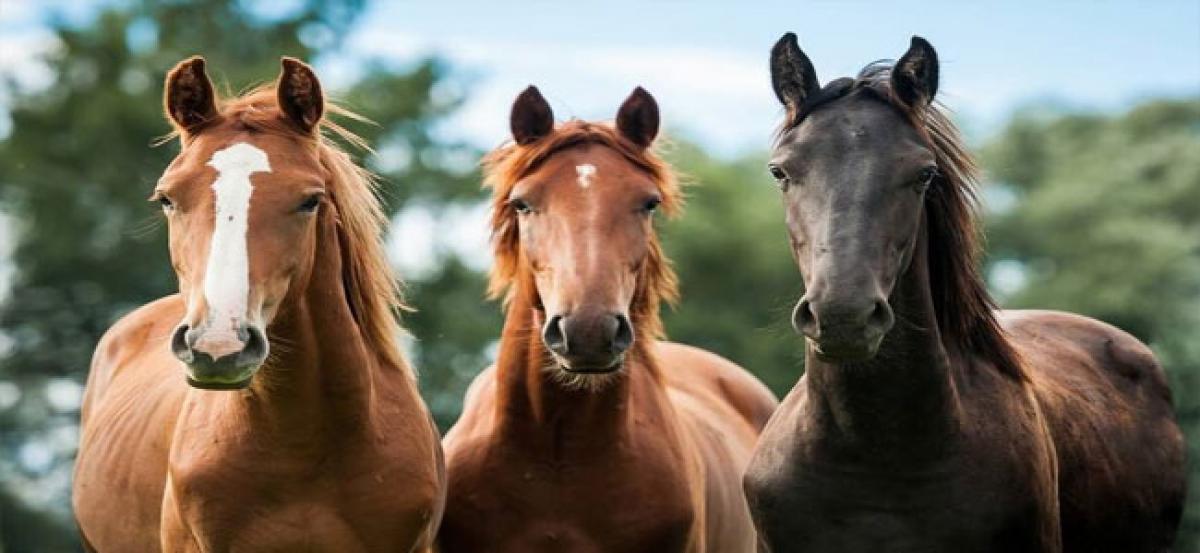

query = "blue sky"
[0,0,1197,276]
[339,1,1200,154]
[2,1,1198,156]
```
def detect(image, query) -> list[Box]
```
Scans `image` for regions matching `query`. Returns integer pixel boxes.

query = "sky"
[0,0,1198,281]
[338,1,1200,155]
[2,1,1199,156]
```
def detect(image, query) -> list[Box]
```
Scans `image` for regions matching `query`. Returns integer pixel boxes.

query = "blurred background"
[0,0,1196,550]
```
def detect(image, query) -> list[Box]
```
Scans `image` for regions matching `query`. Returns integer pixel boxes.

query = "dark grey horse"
[743,34,1185,553]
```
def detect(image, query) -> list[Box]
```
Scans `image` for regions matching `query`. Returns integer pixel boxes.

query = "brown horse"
[438,86,778,552]
[72,57,445,551]
[743,35,1186,552]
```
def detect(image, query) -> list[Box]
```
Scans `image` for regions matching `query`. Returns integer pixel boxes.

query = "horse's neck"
[193,209,386,444]
[493,287,656,452]
[802,221,961,460]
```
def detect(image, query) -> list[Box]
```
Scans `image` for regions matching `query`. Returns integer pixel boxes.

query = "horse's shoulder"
[463,364,498,401]
[443,364,498,454]
[84,295,184,403]
[653,341,779,432]
[96,295,185,359]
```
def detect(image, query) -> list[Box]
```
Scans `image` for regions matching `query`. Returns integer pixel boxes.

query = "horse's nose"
[170,323,195,364]
[611,314,634,355]
[172,322,268,389]
[542,314,569,356]
[794,292,893,357]
[792,297,819,339]
[542,312,633,371]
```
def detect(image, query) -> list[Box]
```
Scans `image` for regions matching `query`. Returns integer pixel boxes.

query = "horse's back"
[1001,309,1185,552]
[74,295,189,551]
[655,341,779,552]
[655,341,778,433]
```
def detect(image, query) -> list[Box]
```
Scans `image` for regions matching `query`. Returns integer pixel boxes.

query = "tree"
[660,140,803,395]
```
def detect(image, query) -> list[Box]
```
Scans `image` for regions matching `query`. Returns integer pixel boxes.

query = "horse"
[437,86,779,552]
[743,34,1186,553]
[72,57,445,551]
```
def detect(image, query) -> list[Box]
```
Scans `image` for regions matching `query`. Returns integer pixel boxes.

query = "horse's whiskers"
[542,363,625,393]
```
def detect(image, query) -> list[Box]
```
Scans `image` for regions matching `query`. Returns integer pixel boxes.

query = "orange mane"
[482,120,683,339]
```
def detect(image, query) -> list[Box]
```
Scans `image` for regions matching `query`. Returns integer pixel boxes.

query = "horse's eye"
[297,194,322,213]
[152,193,174,212]
[914,166,938,193]
[509,198,532,215]
[768,164,790,190]
[643,198,662,213]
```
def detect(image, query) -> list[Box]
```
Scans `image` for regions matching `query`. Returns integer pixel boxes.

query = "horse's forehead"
[534,145,649,192]
[164,131,317,185]
[812,98,909,138]
[783,98,922,162]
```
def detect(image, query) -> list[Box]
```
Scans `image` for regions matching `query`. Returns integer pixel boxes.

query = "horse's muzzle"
[542,312,633,374]
[172,322,268,389]
[793,295,893,362]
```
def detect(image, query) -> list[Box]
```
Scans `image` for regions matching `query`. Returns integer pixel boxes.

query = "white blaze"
[202,142,270,338]
[576,164,597,188]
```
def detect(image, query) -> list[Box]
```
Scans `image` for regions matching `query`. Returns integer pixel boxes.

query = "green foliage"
[409,257,501,429]
[981,98,1200,550]
[660,140,803,395]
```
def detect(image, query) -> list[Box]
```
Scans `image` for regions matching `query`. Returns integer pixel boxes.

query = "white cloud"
[387,200,492,281]
[343,30,777,155]
[0,0,39,24]
[0,28,59,97]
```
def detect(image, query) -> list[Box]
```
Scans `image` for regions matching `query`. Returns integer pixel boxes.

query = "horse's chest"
[442,510,695,553]
[746,449,1049,553]
[165,447,437,552]
[442,450,697,553]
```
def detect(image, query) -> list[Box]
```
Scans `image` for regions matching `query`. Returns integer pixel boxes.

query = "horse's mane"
[777,63,1024,380]
[482,120,682,339]
[205,88,410,374]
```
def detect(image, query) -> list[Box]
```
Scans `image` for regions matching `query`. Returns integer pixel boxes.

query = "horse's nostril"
[611,314,634,354]
[238,325,269,367]
[867,299,894,333]
[170,324,194,364]
[792,298,818,338]
[542,315,568,355]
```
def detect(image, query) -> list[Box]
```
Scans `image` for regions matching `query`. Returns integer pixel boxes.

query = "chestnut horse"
[439,87,778,552]
[72,57,445,551]
[743,35,1186,553]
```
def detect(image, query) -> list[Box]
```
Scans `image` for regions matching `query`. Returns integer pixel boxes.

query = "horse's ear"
[891,36,939,108]
[770,33,819,120]
[164,56,218,132]
[276,57,324,134]
[616,87,659,149]
[510,85,554,145]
